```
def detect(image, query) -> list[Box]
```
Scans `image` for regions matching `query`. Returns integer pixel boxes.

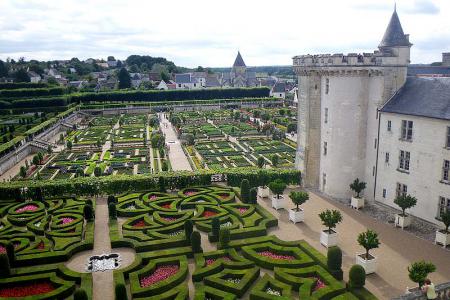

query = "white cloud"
[0,0,449,67]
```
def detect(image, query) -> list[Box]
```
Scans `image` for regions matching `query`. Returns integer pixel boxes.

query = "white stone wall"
[376,112,450,225]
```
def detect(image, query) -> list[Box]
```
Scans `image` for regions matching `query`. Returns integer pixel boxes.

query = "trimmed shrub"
[327,246,343,280]
[159,176,166,192]
[83,204,94,221]
[0,254,10,277]
[191,231,203,253]
[408,260,436,288]
[115,283,128,300]
[219,228,230,249]
[5,242,14,264]
[109,203,117,219]
[249,187,257,204]
[211,217,220,237]
[349,264,366,288]
[73,288,88,300]
[107,195,117,205]
[86,199,93,206]
[184,220,193,244]
[240,179,250,203]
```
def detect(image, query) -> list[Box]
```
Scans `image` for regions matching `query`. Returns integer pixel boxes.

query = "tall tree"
[14,69,30,82]
[118,68,131,89]
[0,60,8,77]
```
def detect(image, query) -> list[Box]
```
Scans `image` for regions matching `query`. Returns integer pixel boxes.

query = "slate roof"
[381,77,450,120]
[407,65,450,77]
[272,82,286,93]
[379,10,411,48]
[175,73,192,83]
[233,51,246,67]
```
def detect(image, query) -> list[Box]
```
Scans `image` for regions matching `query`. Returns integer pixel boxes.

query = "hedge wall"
[70,87,270,104]
[0,83,51,90]
[0,87,66,98]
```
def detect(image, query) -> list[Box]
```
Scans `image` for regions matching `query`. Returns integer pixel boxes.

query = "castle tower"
[231,51,247,87]
[293,9,411,200]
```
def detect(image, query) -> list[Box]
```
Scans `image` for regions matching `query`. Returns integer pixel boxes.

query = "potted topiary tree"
[257,172,270,198]
[435,210,450,248]
[319,209,343,247]
[269,179,287,210]
[394,194,417,229]
[349,178,366,209]
[289,191,309,223]
[356,229,380,274]
[408,261,436,288]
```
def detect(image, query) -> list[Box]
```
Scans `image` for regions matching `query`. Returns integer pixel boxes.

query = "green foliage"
[349,265,366,288]
[219,228,230,249]
[249,187,257,205]
[319,209,343,232]
[268,179,286,199]
[408,261,436,288]
[394,194,417,216]
[107,195,117,205]
[350,178,366,198]
[94,166,102,177]
[289,191,309,211]
[240,179,250,203]
[109,203,117,219]
[357,230,380,259]
[184,220,193,244]
[151,133,165,149]
[67,140,73,150]
[159,176,166,192]
[440,210,450,233]
[115,283,128,300]
[0,254,10,277]
[83,204,94,221]
[118,68,131,89]
[211,217,220,237]
[191,231,203,253]
[19,166,27,178]
[327,246,343,280]
[73,288,88,300]
[271,154,279,167]
[5,242,15,264]
[257,156,265,168]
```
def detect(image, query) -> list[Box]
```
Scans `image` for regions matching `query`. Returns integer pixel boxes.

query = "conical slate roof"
[233,51,246,67]
[379,10,411,48]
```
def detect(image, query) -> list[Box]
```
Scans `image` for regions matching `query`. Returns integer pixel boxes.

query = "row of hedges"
[0,96,67,109]
[0,82,51,90]
[70,87,270,104]
[0,87,66,98]
[0,168,301,199]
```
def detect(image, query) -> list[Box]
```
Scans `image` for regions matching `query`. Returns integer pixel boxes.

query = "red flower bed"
[258,250,295,260]
[133,220,146,228]
[60,217,75,225]
[0,246,5,253]
[0,281,55,297]
[205,256,231,266]
[36,242,45,250]
[140,265,179,287]
[160,203,171,209]
[218,193,229,199]
[238,207,248,214]
[15,204,39,213]
[202,211,218,218]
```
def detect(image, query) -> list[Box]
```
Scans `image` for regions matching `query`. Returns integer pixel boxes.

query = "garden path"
[258,188,450,299]
[0,154,34,182]
[159,113,192,171]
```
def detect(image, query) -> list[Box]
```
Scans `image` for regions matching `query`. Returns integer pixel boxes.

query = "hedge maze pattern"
[111,187,365,299]
[0,197,94,298]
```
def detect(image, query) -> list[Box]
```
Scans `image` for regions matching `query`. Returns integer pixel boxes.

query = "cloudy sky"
[0,0,449,67]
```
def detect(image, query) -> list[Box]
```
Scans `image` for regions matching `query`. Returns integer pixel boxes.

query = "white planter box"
[271,195,285,210]
[320,230,338,247]
[257,187,270,198]
[289,209,304,223]
[395,214,411,229]
[435,230,450,247]
[351,197,365,209]
[356,254,377,274]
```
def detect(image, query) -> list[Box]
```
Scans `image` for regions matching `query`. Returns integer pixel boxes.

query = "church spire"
[379,8,411,48]
[233,51,246,67]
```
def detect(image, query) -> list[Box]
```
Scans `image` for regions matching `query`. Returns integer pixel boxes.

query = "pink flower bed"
[60,217,75,225]
[140,265,179,288]
[133,220,146,228]
[37,242,45,250]
[162,217,177,222]
[202,211,218,218]
[258,250,295,260]
[205,256,231,266]
[0,281,54,298]
[311,277,326,291]
[15,204,38,213]
[149,195,158,200]
[184,190,197,196]
[0,246,5,254]
[238,207,248,214]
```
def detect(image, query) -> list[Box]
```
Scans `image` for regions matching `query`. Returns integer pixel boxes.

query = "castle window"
[324,108,328,124]
[382,189,386,198]
[322,173,327,189]
[385,152,390,163]
[438,196,450,218]
[442,160,450,182]
[325,78,329,94]
[398,150,410,172]
[401,120,413,141]
[396,183,407,198]
[446,127,450,148]
[323,142,328,156]
[315,84,318,90]
[387,120,392,132]
[374,138,377,149]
